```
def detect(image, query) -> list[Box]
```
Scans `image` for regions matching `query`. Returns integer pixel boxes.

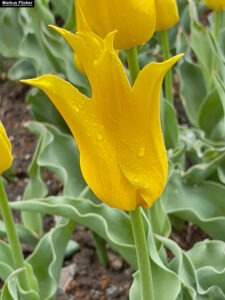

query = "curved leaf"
[164,171,225,241]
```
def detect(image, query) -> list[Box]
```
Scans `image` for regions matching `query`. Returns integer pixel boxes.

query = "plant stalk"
[126,47,140,85]
[130,208,154,300]
[160,30,173,103]
[0,177,30,290]
[214,11,221,41]
[126,48,154,299]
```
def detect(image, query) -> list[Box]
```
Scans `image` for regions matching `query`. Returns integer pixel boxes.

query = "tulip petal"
[50,26,106,85]
[21,75,139,211]
[116,55,183,207]
[50,27,131,118]
[155,0,179,31]
[0,122,13,174]
[76,0,156,49]
[203,0,225,11]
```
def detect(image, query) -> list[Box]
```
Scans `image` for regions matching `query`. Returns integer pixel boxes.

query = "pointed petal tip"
[171,53,184,64]
[104,30,118,51]
[20,76,49,89]
[48,24,69,38]
[20,78,37,87]
[160,53,184,72]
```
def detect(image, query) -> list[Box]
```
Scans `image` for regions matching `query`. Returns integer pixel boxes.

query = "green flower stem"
[126,48,154,299]
[160,30,173,103]
[0,177,30,290]
[126,47,140,84]
[214,11,221,41]
[211,11,222,77]
[130,208,154,300]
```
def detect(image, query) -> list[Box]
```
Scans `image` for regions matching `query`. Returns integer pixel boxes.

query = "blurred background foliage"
[0,0,225,299]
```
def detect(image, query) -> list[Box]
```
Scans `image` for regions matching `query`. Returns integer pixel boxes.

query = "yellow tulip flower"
[154,0,179,31]
[21,29,182,211]
[75,0,156,49]
[0,122,13,174]
[203,0,225,11]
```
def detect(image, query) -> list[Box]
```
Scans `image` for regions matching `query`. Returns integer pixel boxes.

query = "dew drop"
[97,133,103,141]
[73,106,79,113]
[138,147,145,157]
[133,177,139,184]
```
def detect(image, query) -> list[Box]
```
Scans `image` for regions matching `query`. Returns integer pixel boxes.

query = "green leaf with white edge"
[199,89,225,142]
[219,27,225,58]
[190,21,214,87]
[8,59,36,80]
[156,235,225,300]
[183,147,225,184]
[25,121,86,197]
[0,220,39,249]
[21,121,86,236]
[1,263,40,300]
[177,59,207,126]
[165,171,225,241]
[0,1,89,90]
[1,273,18,300]
[189,5,221,88]
[214,73,225,124]
[155,235,198,299]
[27,219,75,300]
[0,240,14,281]
[161,98,179,150]
[142,212,181,300]
[178,126,218,161]
[155,236,225,299]
[0,218,75,298]
[212,75,225,181]
[186,240,225,298]
[11,196,137,269]
[0,8,23,57]
[186,240,225,271]
[129,271,140,300]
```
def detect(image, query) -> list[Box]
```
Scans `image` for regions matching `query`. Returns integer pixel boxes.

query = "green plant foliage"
[157,236,225,299]
[11,196,137,269]
[1,0,225,298]
[26,219,76,300]
[0,263,40,300]
[165,170,225,241]
[0,240,14,281]
[177,0,225,143]
[0,0,89,129]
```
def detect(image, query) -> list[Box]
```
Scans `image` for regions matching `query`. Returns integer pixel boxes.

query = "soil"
[0,66,208,299]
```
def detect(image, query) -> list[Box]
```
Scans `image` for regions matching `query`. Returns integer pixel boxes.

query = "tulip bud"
[76,0,156,49]
[0,122,13,174]
[203,0,225,12]
[154,0,179,32]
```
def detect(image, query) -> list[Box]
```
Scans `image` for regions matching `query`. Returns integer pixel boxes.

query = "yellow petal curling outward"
[154,0,179,31]
[0,122,13,174]
[203,0,225,12]
[21,30,183,211]
[76,0,156,50]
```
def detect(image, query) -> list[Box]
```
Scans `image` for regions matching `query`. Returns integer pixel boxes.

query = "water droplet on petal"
[97,133,103,141]
[133,177,139,184]
[73,106,79,113]
[138,147,145,157]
